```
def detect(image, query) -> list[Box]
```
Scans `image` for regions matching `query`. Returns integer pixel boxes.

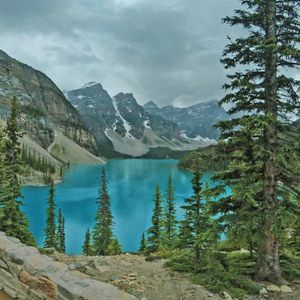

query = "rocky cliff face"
[66,83,211,157]
[0,50,98,163]
[144,100,229,139]
[0,231,137,300]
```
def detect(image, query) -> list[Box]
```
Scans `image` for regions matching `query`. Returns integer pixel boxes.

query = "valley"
[0,49,225,187]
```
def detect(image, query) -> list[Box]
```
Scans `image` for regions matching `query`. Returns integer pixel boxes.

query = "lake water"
[21,159,218,254]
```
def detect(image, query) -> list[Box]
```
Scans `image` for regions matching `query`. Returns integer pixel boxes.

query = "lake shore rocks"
[0,231,137,300]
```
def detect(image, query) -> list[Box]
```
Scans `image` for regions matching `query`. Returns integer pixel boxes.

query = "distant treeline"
[21,144,56,175]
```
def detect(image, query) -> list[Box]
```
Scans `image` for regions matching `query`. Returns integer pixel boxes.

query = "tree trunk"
[256,0,282,282]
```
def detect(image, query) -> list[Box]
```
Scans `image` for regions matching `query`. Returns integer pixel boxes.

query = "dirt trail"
[50,252,300,300]
[54,253,221,300]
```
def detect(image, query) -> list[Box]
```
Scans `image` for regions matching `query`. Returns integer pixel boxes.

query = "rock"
[207,292,214,297]
[0,232,138,300]
[0,49,98,163]
[37,276,57,299]
[259,287,268,295]
[19,270,38,288]
[0,259,9,270]
[266,284,280,292]
[10,253,24,265]
[280,285,293,293]
[222,291,233,300]
[110,274,120,281]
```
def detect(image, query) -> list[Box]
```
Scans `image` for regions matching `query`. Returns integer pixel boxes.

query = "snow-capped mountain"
[143,100,229,139]
[66,83,212,157]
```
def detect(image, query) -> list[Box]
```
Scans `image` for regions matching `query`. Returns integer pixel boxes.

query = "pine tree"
[194,182,220,267]
[164,175,177,247]
[178,211,194,249]
[56,208,65,253]
[44,179,56,248]
[181,167,203,261]
[139,232,146,254]
[108,238,122,255]
[147,185,164,252]
[216,0,300,282]
[93,167,113,255]
[0,97,35,246]
[82,228,92,256]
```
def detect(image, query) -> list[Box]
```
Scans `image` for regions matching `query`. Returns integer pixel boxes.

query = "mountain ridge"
[0,49,101,166]
[143,99,229,139]
[66,83,213,157]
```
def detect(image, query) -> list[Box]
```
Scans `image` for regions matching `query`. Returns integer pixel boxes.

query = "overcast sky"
[0,0,245,107]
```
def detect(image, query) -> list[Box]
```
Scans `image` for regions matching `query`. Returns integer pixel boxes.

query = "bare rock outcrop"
[0,232,137,300]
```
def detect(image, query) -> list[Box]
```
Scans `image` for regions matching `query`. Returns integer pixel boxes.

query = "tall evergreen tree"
[44,179,56,248]
[0,97,35,246]
[93,167,113,255]
[82,228,92,256]
[215,0,300,282]
[147,185,164,252]
[56,208,65,253]
[181,167,203,261]
[139,232,146,253]
[164,175,177,247]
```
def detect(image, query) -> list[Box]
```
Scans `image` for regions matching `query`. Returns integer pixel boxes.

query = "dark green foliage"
[108,238,122,255]
[166,249,260,299]
[147,185,164,252]
[164,176,177,247]
[178,145,227,173]
[0,97,35,246]
[21,145,56,176]
[180,167,203,261]
[141,147,190,159]
[56,208,66,253]
[82,228,93,256]
[20,104,46,118]
[139,232,146,254]
[44,179,56,248]
[93,167,113,255]
[211,0,300,282]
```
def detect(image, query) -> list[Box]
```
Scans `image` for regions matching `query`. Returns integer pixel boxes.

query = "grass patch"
[165,249,260,299]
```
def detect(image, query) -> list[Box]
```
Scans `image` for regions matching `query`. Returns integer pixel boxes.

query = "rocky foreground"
[0,231,299,300]
[0,232,137,300]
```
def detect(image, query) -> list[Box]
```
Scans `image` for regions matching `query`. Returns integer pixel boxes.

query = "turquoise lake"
[21,159,218,255]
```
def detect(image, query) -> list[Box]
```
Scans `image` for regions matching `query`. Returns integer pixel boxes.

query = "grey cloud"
[0,0,249,106]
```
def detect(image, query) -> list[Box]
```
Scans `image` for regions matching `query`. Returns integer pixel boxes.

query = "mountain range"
[66,83,218,157]
[0,49,229,161]
[0,50,100,165]
[143,100,228,140]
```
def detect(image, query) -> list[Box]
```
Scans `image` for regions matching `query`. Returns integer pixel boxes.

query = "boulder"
[259,287,268,295]
[266,284,280,292]
[280,285,293,293]
[0,231,138,300]
[222,291,233,300]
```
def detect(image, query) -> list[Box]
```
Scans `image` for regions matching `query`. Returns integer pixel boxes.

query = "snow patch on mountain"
[112,96,133,138]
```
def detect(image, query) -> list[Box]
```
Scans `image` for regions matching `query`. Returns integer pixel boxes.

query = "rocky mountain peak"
[143,101,163,117]
[81,81,103,90]
[143,101,159,108]
[114,92,136,104]
[67,81,112,107]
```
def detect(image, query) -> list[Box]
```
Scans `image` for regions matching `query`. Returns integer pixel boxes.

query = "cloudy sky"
[0,0,243,107]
